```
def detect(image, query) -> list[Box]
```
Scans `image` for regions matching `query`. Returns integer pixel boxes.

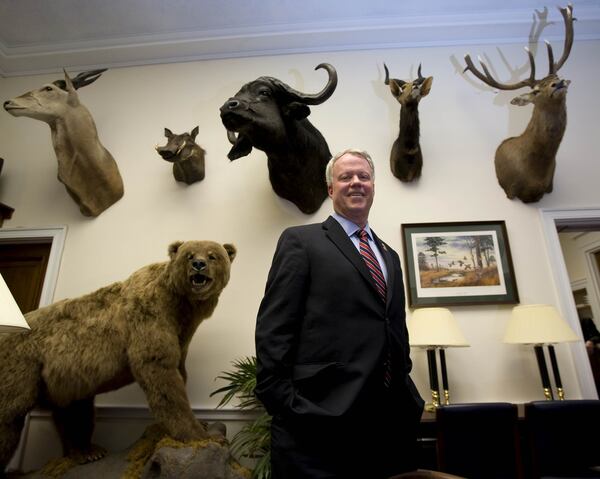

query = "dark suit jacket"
[255,216,423,420]
[581,317,600,344]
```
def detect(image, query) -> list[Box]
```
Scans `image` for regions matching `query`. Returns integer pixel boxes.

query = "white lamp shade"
[0,273,30,333]
[504,304,579,345]
[408,307,469,347]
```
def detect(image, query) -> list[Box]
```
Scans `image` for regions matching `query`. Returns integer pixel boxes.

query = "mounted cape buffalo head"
[220,63,337,214]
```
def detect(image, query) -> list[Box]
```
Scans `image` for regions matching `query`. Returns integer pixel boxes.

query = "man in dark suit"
[255,148,424,478]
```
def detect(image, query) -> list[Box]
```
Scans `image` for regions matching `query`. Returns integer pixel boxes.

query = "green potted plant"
[211,356,271,479]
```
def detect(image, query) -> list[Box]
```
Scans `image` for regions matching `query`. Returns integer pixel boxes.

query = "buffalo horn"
[275,63,338,105]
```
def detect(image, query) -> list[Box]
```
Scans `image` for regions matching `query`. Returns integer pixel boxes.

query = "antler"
[463,48,536,91]
[464,4,574,90]
[500,7,549,80]
[547,4,575,74]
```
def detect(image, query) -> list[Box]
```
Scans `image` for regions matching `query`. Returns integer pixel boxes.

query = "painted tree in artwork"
[480,236,495,266]
[418,251,429,271]
[423,236,447,271]
[463,237,477,269]
[475,236,483,269]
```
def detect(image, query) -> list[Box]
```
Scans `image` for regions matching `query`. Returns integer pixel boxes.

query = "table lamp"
[0,272,30,333]
[504,304,578,400]
[408,307,469,410]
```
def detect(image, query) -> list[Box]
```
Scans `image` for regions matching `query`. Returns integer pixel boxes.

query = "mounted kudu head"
[384,63,433,182]
[156,127,206,185]
[463,5,574,203]
[3,69,124,216]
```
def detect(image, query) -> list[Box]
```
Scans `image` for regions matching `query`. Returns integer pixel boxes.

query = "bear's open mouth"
[190,273,212,288]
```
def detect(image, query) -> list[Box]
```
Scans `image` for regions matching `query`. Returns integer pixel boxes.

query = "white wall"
[1,39,600,467]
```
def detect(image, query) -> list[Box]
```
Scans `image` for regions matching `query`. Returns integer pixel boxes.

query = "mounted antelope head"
[463,4,574,203]
[156,127,206,185]
[384,63,433,182]
[3,69,124,216]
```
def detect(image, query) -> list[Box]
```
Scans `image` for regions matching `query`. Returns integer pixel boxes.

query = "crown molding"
[1,7,599,77]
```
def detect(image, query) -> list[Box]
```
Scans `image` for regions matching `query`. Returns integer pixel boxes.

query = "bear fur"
[0,240,236,471]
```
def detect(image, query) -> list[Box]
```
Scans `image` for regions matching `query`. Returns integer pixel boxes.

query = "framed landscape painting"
[401,221,519,307]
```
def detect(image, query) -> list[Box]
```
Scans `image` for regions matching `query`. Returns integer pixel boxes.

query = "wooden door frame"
[0,226,66,307]
[540,207,600,399]
[0,226,66,472]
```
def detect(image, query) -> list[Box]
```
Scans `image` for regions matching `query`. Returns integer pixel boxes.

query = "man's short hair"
[325,148,375,187]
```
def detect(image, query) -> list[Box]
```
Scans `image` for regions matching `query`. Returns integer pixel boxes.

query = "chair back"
[525,399,600,478]
[436,402,522,479]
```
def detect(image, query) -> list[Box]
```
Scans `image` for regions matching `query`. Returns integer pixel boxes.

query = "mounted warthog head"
[384,63,433,182]
[463,5,574,203]
[219,63,337,214]
[156,127,206,185]
[3,69,123,216]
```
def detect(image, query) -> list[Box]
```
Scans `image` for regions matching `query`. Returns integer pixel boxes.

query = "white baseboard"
[10,406,259,473]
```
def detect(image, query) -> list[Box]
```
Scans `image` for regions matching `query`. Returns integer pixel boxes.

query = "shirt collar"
[331,213,372,240]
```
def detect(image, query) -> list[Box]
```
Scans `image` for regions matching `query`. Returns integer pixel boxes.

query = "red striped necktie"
[358,229,392,387]
[357,229,387,302]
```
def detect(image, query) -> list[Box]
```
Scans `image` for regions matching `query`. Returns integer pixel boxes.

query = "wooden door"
[0,241,52,313]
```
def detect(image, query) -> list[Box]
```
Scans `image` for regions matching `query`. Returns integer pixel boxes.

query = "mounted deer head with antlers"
[384,63,433,182]
[463,4,574,203]
[3,69,124,217]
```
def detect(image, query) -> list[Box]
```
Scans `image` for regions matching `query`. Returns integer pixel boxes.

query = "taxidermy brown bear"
[0,240,236,470]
